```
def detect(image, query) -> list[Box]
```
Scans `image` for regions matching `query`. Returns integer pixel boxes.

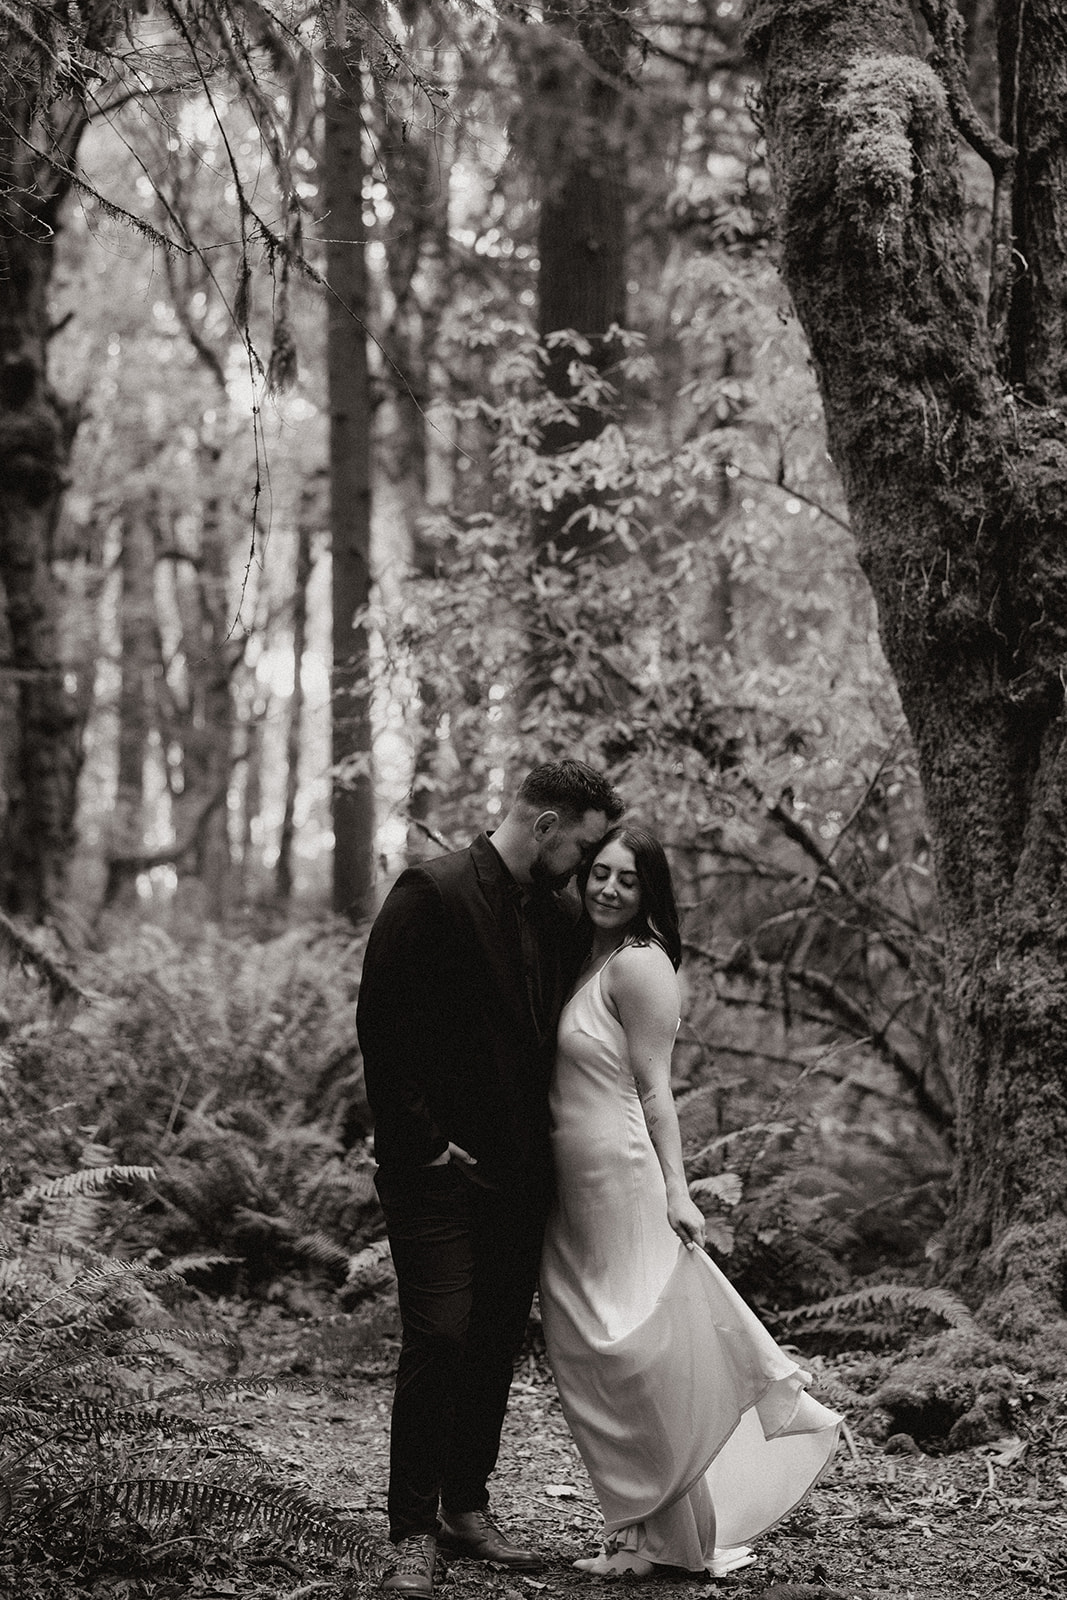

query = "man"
[357,761,623,1597]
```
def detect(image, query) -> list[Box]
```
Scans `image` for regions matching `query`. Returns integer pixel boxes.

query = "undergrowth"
[1,925,385,1297]
[0,1164,375,1589]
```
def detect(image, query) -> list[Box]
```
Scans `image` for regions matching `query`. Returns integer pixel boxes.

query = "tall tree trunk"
[530,0,631,557]
[745,0,1067,1325]
[171,435,234,922]
[276,489,314,904]
[104,495,158,911]
[510,0,635,724]
[371,9,455,851]
[324,25,375,922]
[237,689,266,905]
[0,99,85,920]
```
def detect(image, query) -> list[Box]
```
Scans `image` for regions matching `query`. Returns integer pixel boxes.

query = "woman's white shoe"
[573,1547,655,1577]
[709,1544,755,1576]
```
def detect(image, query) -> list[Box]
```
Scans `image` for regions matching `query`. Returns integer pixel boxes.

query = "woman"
[539,825,840,1580]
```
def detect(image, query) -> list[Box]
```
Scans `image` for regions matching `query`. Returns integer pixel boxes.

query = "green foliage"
[1,926,383,1294]
[677,1022,950,1310]
[776,1281,977,1352]
[365,311,950,1302]
[0,1166,374,1580]
[374,317,893,822]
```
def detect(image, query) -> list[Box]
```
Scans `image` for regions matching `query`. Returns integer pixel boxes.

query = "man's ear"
[533,810,559,840]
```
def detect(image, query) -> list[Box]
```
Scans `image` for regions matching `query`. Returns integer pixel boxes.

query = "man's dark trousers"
[376,1160,547,1542]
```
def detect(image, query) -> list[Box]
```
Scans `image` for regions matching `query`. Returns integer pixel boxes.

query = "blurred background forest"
[0,0,973,1577]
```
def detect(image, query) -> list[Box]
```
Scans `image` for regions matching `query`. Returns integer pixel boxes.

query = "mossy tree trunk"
[172,434,235,921]
[0,90,87,920]
[744,0,1067,1326]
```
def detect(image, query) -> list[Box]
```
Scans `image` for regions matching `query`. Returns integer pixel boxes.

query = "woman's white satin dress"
[539,955,841,1572]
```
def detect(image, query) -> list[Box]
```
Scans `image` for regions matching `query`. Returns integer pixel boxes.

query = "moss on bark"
[745,0,1067,1323]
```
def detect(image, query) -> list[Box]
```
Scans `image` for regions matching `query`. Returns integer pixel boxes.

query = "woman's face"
[585,839,641,937]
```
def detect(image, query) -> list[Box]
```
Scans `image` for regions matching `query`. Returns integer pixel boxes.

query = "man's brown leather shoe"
[438,1509,542,1571]
[382,1532,438,1596]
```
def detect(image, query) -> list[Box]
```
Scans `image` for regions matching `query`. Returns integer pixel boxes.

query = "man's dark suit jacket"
[356,833,581,1195]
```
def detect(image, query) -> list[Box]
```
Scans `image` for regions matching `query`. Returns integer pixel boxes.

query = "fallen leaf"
[542,1483,580,1497]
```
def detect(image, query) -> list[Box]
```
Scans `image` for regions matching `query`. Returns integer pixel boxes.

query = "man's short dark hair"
[517,761,623,823]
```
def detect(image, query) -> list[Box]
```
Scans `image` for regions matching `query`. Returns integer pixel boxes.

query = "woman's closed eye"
[591,866,637,888]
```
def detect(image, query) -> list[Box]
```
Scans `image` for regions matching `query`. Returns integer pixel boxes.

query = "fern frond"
[779,1281,976,1332]
[685,1120,793,1169]
[689,1172,743,1208]
[705,1217,736,1256]
[292,1229,350,1272]
[128,1325,239,1353]
[57,1254,180,1297]
[344,1238,394,1291]
[14,1256,183,1327]
[168,1253,244,1278]
[294,1156,378,1220]
[7,1394,248,1448]
[1,1230,107,1270]
[37,1474,377,1563]
[165,1372,352,1404]
[6,1345,179,1395]
[22,1166,156,1202]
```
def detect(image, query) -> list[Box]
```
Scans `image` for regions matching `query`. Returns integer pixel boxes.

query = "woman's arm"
[606,945,706,1250]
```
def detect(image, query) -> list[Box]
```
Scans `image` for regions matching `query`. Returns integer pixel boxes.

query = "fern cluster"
[0,1165,375,1584]
[2,925,386,1297]
[676,1022,951,1310]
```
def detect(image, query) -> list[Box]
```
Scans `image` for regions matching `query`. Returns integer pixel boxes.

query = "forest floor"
[9,1294,1067,1600]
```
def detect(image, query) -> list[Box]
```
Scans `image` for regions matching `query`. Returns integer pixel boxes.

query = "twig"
[917,0,1016,347]
[408,817,452,852]
[0,908,85,1007]
[841,1420,861,1464]
[688,938,953,1136]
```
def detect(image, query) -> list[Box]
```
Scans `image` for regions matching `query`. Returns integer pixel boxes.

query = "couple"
[356,761,840,1596]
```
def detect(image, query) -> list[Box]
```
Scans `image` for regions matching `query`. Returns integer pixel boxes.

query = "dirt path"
[225,1306,1067,1600]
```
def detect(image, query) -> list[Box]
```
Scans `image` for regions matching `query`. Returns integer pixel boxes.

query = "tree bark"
[104,494,159,911]
[0,97,86,919]
[168,434,235,922]
[530,0,631,555]
[744,0,1067,1325]
[324,27,375,922]
[998,1,1067,394]
[276,487,314,904]
[371,18,454,848]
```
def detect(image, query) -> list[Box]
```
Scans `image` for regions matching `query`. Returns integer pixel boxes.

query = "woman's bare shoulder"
[609,941,680,1007]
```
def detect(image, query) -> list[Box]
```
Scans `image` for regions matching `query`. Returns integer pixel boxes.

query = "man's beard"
[529,856,571,893]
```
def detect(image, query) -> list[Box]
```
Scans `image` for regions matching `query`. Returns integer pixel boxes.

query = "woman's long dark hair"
[577,824,682,969]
